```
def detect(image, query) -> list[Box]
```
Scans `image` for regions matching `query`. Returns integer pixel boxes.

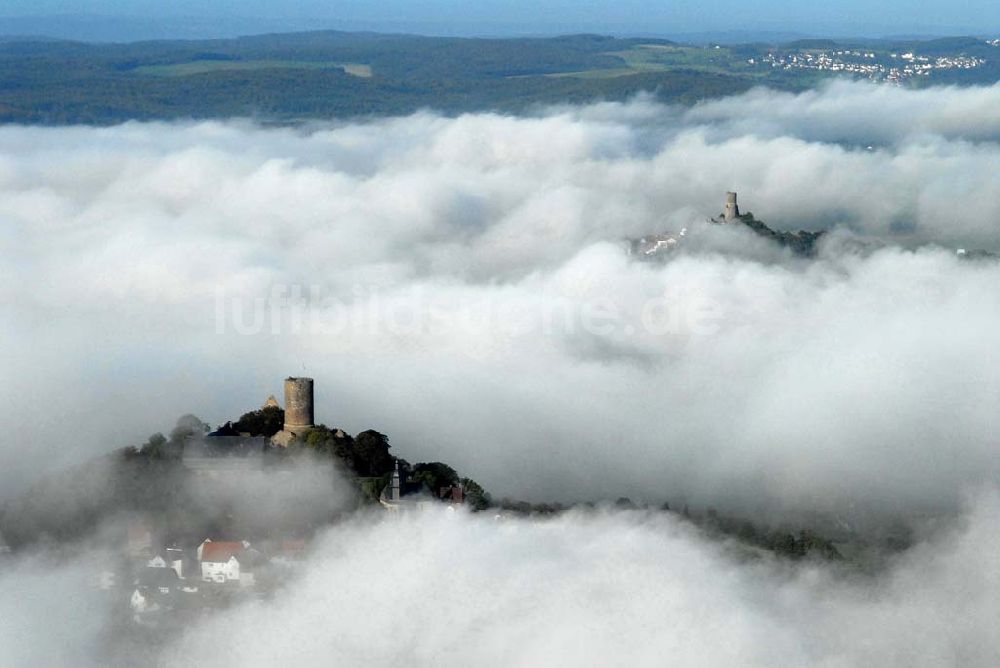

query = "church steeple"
[390,461,401,502]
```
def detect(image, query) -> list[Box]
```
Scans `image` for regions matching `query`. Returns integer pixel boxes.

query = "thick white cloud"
[685,80,1000,145]
[1,489,994,668]
[5,494,1000,667]
[0,554,112,666]
[1,81,999,520]
[2,80,1000,668]
[160,493,1000,667]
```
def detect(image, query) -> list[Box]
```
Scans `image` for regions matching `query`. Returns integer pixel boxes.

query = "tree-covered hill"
[3,30,996,125]
[0,32,732,124]
[0,404,869,567]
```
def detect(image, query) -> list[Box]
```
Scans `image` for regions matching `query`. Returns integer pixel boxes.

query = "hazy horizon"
[0,6,998,43]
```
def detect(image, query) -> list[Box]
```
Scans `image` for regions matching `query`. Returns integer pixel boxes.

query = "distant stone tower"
[724,191,740,221]
[283,377,314,433]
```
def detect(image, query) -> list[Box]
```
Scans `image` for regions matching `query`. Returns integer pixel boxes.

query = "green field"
[546,44,765,79]
[134,59,373,78]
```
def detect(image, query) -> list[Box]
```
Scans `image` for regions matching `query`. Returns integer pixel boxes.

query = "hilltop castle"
[712,190,745,224]
[723,191,740,221]
[183,375,318,471]
[271,377,315,447]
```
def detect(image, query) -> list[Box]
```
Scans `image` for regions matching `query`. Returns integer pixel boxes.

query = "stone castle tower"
[282,377,314,434]
[724,191,740,221]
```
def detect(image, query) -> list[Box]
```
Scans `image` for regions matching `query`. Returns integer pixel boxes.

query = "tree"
[460,477,491,511]
[233,406,284,437]
[328,431,358,469]
[737,520,759,543]
[139,433,167,459]
[411,462,459,496]
[304,425,336,453]
[769,532,805,558]
[171,414,210,442]
[353,430,393,477]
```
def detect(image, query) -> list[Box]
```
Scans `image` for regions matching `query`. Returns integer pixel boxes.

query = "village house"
[146,546,185,578]
[129,566,182,625]
[198,539,255,586]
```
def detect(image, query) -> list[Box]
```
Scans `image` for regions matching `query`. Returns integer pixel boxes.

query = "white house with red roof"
[198,539,253,585]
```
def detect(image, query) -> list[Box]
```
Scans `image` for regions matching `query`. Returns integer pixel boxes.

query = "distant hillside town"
[761,48,986,84]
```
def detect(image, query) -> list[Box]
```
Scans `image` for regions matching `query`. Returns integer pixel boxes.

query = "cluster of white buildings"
[119,520,307,626]
[760,49,985,84]
[628,230,688,257]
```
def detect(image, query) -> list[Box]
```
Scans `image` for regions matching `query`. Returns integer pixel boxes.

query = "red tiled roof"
[201,541,244,563]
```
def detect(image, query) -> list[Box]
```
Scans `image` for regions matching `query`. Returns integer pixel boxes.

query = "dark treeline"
[0,403,904,568]
[0,406,492,550]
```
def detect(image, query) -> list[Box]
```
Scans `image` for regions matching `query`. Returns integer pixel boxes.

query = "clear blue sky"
[2,0,999,38]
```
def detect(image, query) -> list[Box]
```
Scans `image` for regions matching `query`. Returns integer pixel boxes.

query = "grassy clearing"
[610,45,745,73]
[540,44,761,80]
[544,67,659,79]
[134,60,373,78]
